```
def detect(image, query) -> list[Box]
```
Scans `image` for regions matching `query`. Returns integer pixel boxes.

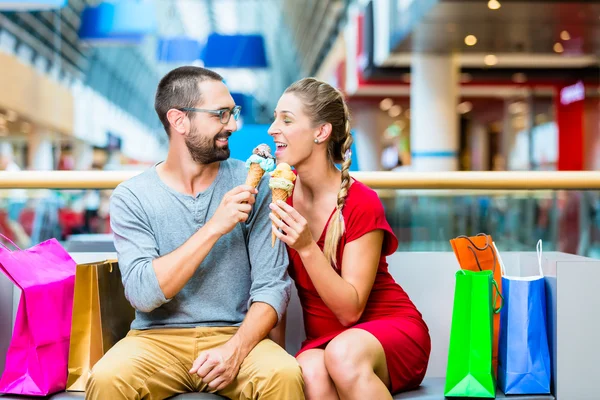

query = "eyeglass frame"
[178,105,242,125]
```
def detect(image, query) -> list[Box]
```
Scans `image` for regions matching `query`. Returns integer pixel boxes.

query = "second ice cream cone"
[271,188,290,246]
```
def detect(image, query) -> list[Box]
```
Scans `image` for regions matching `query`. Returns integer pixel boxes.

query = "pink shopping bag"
[0,235,76,396]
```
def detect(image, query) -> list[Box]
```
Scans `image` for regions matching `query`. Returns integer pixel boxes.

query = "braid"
[337,102,353,208]
[323,102,353,268]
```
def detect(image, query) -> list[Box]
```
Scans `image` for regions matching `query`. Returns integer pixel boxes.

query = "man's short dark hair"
[154,66,223,135]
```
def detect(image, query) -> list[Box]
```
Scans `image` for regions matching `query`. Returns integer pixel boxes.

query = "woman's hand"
[269,200,314,252]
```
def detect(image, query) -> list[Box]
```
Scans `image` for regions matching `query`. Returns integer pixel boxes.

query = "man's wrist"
[202,220,222,240]
[223,336,246,365]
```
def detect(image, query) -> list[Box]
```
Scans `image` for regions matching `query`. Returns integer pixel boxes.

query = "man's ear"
[315,122,333,143]
[166,109,187,136]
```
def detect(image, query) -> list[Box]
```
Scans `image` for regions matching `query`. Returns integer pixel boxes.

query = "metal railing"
[0,170,597,258]
[0,170,600,189]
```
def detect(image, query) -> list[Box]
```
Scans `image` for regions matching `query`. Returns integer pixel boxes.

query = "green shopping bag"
[444,269,502,398]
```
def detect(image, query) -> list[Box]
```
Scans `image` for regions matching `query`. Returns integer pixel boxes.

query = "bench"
[2,251,600,399]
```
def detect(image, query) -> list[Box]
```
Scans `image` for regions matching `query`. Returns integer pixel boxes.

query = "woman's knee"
[324,334,373,387]
[297,351,330,387]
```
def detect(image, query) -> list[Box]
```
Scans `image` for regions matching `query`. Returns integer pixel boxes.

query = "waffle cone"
[271,188,291,247]
[245,163,265,188]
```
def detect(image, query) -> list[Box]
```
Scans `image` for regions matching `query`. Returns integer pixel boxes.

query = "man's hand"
[189,344,243,391]
[207,185,257,236]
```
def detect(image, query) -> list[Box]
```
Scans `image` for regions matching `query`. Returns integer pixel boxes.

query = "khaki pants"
[85,327,304,400]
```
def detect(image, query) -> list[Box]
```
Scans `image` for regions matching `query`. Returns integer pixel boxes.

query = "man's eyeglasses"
[178,105,242,125]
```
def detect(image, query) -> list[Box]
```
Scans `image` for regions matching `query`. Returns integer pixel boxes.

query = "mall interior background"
[0,0,598,257]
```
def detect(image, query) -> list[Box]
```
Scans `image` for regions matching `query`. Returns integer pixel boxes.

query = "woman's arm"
[296,231,383,326]
[270,200,383,327]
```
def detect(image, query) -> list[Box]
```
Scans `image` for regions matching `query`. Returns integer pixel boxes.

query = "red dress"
[288,180,431,393]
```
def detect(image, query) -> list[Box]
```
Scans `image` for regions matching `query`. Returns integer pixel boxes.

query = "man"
[86,66,303,399]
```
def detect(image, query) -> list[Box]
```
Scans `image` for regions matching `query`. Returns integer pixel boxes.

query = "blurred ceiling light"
[380,98,394,111]
[5,109,17,122]
[484,54,498,66]
[460,73,473,83]
[512,73,527,83]
[388,105,402,118]
[457,101,473,114]
[401,73,411,83]
[560,30,571,41]
[508,101,527,114]
[554,42,564,53]
[465,35,477,46]
[488,0,501,10]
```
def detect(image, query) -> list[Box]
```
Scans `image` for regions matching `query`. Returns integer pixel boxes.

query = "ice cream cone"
[269,163,296,247]
[245,144,275,191]
[271,188,290,246]
[245,163,265,188]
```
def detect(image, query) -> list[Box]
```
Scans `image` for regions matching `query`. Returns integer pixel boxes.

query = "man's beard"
[185,126,231,164]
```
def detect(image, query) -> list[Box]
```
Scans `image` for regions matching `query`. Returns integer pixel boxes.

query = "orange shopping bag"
[450,233,502,375]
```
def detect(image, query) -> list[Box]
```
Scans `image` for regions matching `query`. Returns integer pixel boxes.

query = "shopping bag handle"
[493,240,544,278]
[492,279,503,314]
[460,235,504,312]
[456,263,504,313]
[0,233,21,251]
[536,239,544,277]
[492,242,507,277]
[456,233,490,253]
[457,234,495,273]
[78,259,118,272]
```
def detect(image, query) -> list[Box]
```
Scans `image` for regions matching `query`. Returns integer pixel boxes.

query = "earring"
[314,139,319,143]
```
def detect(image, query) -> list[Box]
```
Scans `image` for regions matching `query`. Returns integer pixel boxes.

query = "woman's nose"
[267,122,278,136]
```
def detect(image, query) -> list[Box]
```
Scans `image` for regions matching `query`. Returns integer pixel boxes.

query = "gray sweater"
[109,159,291,330]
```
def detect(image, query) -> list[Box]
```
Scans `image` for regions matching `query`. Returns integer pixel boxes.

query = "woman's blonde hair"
[285,78,353,268]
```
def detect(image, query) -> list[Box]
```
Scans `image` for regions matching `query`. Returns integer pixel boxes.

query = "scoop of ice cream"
[246,154,276,172]
[269,177,295,195]
[270,163,296,182]
[253,144,274,159]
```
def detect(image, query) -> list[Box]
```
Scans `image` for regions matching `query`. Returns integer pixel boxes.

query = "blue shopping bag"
[494,240,551,395]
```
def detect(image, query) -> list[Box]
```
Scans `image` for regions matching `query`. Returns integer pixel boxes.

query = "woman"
[268,78,431,399]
